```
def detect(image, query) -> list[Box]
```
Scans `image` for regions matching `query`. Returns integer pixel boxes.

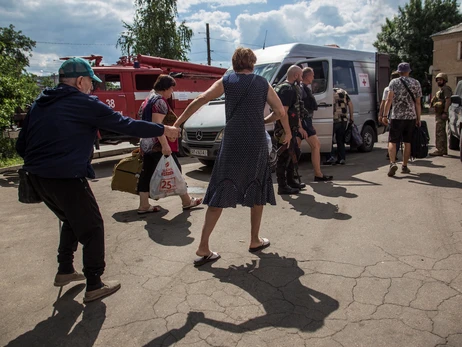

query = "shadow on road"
[0,171,19,189]
[5,284,106,347]
[112,208,201,247]
[144,252,339,346]
[393,172,462,189]
[281,193,352,220]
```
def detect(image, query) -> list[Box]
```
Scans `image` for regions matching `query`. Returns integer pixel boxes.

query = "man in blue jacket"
[16,58,179,303]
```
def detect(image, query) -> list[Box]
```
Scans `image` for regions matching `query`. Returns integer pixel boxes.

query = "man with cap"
[382,62,422,177]
[16,57,179,303]
[430,72,453,156]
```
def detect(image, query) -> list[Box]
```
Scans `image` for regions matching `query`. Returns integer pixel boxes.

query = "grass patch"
[0,155,23,168]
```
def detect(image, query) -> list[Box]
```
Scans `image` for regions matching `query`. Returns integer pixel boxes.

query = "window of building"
[458,42,462,60]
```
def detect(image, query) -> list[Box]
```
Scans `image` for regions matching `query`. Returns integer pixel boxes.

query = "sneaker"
[429,150,444,156]
[336,159,346,165]
[401,165,411,174]
[323,157,336,165]
[387,162,398,177]
[83,280,121,303]
[54,271,85,287]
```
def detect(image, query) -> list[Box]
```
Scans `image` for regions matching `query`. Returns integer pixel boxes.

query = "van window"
[253,63,281,82]
[94,74,122,91]
[302,60,329,94]
[135,74,159,91]
[273,63,292,85]
[333,60,358,95]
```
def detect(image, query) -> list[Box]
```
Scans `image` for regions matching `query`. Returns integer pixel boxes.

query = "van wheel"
[358,125,375,152]
[449,133,460,150]
[198,159,215,167]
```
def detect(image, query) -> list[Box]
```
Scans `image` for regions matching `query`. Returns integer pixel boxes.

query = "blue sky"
[0,0,409,75]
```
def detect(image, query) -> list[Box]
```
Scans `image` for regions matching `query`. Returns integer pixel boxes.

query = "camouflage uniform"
[431,84,453,154]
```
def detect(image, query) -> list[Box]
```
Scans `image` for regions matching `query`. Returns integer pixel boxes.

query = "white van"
[182,43,390,166]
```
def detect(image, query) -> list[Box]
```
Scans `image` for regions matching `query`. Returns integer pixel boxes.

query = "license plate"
[190,149,208,157]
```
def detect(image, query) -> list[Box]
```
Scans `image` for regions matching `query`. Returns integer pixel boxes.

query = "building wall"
[432,32,462,96]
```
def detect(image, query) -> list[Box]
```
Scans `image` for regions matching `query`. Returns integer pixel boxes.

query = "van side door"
[295,57,334,154]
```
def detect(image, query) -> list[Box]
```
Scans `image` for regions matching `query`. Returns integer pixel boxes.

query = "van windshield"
[216,63,281,100]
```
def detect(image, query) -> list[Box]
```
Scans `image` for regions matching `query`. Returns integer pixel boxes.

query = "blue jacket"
[16,84,165,179]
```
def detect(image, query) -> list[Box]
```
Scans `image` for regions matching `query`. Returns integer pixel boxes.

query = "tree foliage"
[374,0,462,94]
[117,0,193,61]
[0,25,39,128]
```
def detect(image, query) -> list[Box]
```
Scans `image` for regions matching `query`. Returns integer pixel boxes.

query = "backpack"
[411,120,430,159]
[139,94,162,121]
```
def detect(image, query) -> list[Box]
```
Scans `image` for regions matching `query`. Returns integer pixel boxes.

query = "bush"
[0,137,22,167]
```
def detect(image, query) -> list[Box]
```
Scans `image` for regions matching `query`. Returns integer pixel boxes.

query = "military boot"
[287,169,306,190]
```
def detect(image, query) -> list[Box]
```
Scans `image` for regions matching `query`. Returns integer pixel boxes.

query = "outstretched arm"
[174,78,224,128]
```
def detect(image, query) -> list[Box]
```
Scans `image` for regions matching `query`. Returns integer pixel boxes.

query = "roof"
[431,22,462,37]
[253,42,376,65]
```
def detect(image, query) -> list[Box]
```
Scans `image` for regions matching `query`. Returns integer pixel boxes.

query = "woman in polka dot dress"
[175,47,291,266]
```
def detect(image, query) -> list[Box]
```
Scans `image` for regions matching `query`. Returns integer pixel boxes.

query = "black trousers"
[29,175,105,283]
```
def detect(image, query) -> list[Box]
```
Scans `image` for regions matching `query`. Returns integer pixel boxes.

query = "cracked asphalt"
[1,115,461,347]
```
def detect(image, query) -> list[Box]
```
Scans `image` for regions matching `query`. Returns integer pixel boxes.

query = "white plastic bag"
[150,155,188,200]
[265,131,272,155]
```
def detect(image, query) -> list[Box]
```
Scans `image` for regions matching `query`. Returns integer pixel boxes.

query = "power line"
[36,41,114,46]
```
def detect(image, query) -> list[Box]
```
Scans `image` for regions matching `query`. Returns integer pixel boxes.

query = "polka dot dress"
[203,73,276,208]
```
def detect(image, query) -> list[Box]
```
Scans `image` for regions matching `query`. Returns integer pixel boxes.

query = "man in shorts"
[382,62,422,176]
[297,67,333,181]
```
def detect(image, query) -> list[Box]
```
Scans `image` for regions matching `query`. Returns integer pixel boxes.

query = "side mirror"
[451,95,461,105]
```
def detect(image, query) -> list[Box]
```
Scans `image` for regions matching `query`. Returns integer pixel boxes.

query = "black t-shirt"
[302,84,317,112]
[276,83,299,128]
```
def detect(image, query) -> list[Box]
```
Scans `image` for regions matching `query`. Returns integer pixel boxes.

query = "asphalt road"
[1,115,461,347]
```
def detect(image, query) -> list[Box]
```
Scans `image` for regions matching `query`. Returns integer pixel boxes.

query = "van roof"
[254,43,376,65]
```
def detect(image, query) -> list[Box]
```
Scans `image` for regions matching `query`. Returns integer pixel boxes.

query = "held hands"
[162,144,172,156]
[163,125,180,139]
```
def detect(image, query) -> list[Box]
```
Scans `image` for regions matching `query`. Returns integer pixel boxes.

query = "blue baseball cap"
[58,57,102,82]
[397,62,411,73]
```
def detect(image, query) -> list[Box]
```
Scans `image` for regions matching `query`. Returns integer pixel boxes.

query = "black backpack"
[411,120,430,159]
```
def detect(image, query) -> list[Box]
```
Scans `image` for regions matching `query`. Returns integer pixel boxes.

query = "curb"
[0,146,138,175]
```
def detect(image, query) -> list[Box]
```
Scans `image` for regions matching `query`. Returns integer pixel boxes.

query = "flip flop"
[183,197,203,210]
[137,205,161,214]
[193,252,221,267]
[249,238,271,253]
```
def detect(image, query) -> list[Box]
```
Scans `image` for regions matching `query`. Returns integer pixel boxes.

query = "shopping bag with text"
[149,155,188,200]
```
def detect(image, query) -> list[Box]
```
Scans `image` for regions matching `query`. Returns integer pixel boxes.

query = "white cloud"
[177,0,267,13]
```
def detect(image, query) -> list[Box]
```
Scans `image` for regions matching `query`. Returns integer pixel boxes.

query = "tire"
[449,133,460,151]
[198,159,215,167]
[358,125,375,152]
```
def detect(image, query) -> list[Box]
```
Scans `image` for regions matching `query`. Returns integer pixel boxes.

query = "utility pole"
[206,23,211,65]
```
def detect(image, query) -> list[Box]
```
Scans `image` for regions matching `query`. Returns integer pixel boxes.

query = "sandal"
[137,205,161,214]
[183,197,203,210]
[194,252,221,267]
[249,237,271,253]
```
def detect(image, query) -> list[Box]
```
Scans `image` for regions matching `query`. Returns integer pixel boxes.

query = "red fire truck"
[60,54,226,145]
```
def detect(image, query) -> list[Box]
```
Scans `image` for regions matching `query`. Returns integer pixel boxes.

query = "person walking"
[430,73,453,156]
[298,67,333,181]
[325,88,354,165]
[16,58,179,302]
[382,62,422,176]
[174,47,289,266]
[379,71,401,160]
[137,74,202,214]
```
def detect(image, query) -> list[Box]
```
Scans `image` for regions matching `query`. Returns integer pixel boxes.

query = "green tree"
[374,0,462,94]
[117,0,193,61]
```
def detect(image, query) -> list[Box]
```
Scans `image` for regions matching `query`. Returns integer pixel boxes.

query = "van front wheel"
[358,125,375,152]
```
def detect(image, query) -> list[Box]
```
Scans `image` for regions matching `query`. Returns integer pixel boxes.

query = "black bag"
[18,169,43,203]
[411,120,430,159]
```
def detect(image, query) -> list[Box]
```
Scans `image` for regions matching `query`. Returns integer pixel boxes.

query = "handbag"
[111,149,143,195]
[149,155,188,200]
[18,169,43,204]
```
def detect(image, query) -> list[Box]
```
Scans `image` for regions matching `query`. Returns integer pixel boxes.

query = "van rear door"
[295,57,334,154]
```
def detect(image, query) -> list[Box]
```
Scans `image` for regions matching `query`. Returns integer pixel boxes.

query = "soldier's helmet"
[435,73,448,82]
